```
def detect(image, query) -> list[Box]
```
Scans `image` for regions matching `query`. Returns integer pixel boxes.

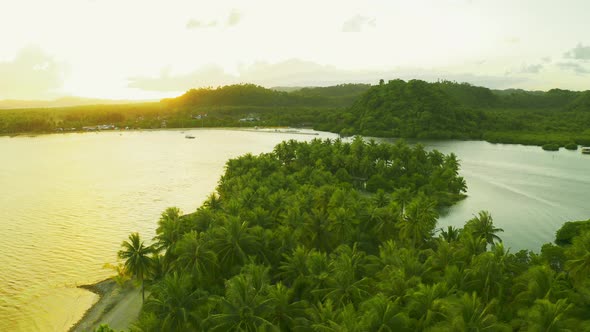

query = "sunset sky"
[1,0,589,100]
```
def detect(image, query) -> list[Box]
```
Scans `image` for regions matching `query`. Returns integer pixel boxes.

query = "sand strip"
[68,279,143,332]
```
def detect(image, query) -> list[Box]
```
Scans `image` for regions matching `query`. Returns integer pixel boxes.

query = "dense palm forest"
[111,138,590,331]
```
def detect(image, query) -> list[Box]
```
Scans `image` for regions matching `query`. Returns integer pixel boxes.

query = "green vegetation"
[110,139,590,331]
[542,143,560,151]
[565,142,578,150]
[322,80,590,146]
[2,80,590,149]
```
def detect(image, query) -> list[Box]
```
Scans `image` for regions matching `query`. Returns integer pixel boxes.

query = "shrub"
[542,143,559,151]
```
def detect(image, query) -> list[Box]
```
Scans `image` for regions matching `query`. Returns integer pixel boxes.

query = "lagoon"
[0,129,588,331]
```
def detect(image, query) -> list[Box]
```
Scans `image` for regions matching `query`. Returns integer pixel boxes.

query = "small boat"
[582,147,590,154]
[185,134,195,139]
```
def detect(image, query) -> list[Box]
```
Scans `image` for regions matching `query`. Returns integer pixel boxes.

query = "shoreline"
[2,126,588,150]
[68,278,143,332]
[68,278,117,332]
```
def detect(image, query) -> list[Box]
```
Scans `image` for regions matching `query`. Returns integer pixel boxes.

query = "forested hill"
[334,79,485,138]
[324,79,590,143]
[162,83,370,108]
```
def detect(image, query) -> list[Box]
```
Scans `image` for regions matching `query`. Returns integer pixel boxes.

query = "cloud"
[128,65,235,92]
[186,9,241,30]
[341,15,376,32]
[515,63,543,74]
[128,59,525,93]
[226,9,241,27]
[186,19,218,29]
[0,46,66,99]
[556,61,589,74]
[504,36,520,44]
[564,43,590,60]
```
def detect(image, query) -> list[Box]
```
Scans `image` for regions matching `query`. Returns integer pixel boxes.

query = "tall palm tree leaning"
[118,232,154,302]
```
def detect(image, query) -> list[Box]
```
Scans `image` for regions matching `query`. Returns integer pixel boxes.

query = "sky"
[1,0,589,100]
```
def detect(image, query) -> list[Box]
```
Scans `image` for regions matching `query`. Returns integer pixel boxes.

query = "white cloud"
[186,19,218,29]
[341,15,376,32]
[564,43,590,60]
[128,59,526,93]
[0,46,66,99]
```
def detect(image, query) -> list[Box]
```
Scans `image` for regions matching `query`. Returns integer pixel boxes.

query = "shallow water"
[0,131,588,331]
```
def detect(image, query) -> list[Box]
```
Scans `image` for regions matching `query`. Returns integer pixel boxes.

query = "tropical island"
[2,80,590,149]
[82,138,590,331]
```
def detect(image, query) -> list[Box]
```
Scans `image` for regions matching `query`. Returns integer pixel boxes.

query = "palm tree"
[406,282,450,330]
[514,265,567,305]
[398,196,438,248]
[440,226,461,243]
[174,230,218,280]
[464,211,504,250]
[392,187,413,218]
[118,232,154,302]
[210,216,260,275]
[146,272,210,331]
[564,230,590,285]
[206,273,277,331]
[278,246,310,285]
[153,207,183,254]
[360,294,411,331]
[265,282,308,331]
[438,292,509,331]
[524,298,576,332]
[321,244,372,306]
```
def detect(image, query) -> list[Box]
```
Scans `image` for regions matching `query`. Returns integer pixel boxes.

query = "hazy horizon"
[2,0,590,100]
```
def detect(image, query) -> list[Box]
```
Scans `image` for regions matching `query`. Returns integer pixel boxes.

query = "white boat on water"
[582,147,590,154]
[185,134,195,139]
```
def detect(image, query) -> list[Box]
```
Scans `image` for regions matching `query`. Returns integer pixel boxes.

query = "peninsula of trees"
[111,138,590,331]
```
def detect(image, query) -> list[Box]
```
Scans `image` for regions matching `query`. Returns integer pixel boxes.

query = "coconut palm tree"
[153,207,184,254]
[524,298,576,332]
[265,282,308,331]
[118,232,154,302]
[464,211,504,250]
[210,216,260,275]
[438,292,509,331]
[564,230,590,285]
[406,282,451,330]
[173,230,218,280]
[440,226,461,243]
[398,196,438,248]
[392,187,413,218]
[146,272,210,331]
[206,272,277,331]
[359,294,411,331]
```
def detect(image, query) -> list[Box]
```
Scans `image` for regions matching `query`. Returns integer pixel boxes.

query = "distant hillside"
[0,97,149,109]
[329,79,484,138]
[270,86,305,93]
[320,79,590,143]
[162,83,371,109]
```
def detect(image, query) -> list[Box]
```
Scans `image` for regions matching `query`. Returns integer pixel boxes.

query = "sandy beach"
[69,279,143,332]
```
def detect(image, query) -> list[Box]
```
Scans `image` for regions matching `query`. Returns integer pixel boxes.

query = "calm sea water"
[0,130,588,331]
[0,129,336,331]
